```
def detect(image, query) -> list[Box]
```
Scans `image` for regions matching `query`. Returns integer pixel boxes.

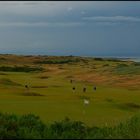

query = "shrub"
[106,58,122,62]
[94,58,104,61]
[0,66,43,72]
[34,58,80,64]
[0,112,140,139]
[133,62,140,66]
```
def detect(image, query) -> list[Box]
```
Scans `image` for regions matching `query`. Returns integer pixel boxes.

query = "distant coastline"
[124,58,140,62]
[0,53,140,62]
[83,55,140,62]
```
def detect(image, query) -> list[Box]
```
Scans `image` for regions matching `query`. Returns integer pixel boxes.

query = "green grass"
[0,55,140,129]
[0,72,140,127]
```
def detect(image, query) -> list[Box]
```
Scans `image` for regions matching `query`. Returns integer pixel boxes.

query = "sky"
[0,1,140,57]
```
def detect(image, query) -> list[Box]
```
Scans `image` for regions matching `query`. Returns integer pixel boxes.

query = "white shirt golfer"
[84,99,89,105]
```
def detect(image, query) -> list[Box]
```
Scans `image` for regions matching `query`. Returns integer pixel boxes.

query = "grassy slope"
[0,55,140,127]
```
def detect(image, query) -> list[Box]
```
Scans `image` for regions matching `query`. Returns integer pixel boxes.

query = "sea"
[84,55,140,62]
[127,58,140,62]
[117,57,140,62]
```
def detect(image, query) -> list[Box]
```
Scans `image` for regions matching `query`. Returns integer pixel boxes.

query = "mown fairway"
[0,54,140,127]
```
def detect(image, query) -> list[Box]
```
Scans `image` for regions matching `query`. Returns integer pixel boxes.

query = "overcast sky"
[0,1,140,57]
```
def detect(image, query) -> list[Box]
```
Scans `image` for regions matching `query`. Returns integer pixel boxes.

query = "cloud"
[67,7,73,11]
[83,16,140,23]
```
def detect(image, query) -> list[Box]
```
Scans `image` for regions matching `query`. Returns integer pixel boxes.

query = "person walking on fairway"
[72,86,76,93]
[25,85,29,93]
[84,99,89,105]
[83,87,86,93]
[25,85,29,90]
[70,79,73,84]
[93,86,96,91]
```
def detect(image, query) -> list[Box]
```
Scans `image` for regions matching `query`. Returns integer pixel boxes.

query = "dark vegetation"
[0,66,43,72]
[117,64,128,67]
[34,57,80,64]
[105,58,122,62]
[0,113,140,139]
[94,57,122,62]
[0,57,6,61]
[94,58,104,61]
[133,62,140,66]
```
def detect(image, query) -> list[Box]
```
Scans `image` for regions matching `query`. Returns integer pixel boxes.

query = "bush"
[0,66,43,72]
[34,58,80,64]
[0,113,46,139]
[94,58,104,61]
[0,112,140,139]
[133,62,140,66]
[106,58,122,62]
[49,117,87,139]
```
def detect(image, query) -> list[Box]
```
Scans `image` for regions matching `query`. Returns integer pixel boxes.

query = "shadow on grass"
[0,78,21,86]
[114,102,140,112]
[21,92,45,96]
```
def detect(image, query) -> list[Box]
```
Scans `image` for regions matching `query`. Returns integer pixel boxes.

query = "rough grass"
[113,63,140,75]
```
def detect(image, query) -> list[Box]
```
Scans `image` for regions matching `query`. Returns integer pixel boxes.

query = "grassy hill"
[0,54,140,128]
